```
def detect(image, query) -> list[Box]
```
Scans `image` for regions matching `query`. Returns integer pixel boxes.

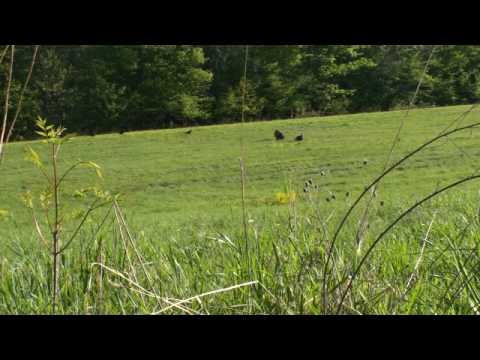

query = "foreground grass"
[1,192,480,315]
[1,105,480,314]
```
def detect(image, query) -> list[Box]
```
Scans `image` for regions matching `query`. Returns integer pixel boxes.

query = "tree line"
[2,45,480,138]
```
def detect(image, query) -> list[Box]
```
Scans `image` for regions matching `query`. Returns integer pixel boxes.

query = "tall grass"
[1,190,480,315]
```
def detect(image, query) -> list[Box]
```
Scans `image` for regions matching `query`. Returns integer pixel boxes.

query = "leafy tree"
[344,45,436,112]
[5,45,480,139]
[421,45,480,106]
[134,45,213,128]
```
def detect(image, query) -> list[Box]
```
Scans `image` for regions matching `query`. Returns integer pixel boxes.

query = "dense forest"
[2,45,480,138]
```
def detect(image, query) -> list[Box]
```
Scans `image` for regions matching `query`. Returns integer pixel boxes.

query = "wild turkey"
[185,129,193,135]
[295,134,304,142]
[274,130,285,140]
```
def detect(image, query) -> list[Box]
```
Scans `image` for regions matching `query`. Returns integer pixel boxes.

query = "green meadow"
[2,105,480,314]
[2,105,480,235]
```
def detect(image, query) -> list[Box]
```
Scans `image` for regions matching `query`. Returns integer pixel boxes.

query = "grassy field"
[1,105,480,314]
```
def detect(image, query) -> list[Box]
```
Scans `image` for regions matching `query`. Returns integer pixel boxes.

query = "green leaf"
[36,117,47,130]
[86,161,103,179]
[25,146,43,168]
[88,161,101,170]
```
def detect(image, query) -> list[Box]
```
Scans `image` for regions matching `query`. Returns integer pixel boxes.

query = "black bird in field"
[295,134,304,142]
[185,129,193,135]
[274,130,285,141]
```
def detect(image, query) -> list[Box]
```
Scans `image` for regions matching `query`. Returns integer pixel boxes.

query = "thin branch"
[0,45,15,160]
[57,199,111,254]
[57,161,96,187]
[152,281,259,315]
[238,45,253,293]
[0,45,10,65]
[30,208,49,249]
[3,46,40,153]
[441,103,480,135]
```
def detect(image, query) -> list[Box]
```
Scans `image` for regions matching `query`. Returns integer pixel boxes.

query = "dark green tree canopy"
[2,45,479,139]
